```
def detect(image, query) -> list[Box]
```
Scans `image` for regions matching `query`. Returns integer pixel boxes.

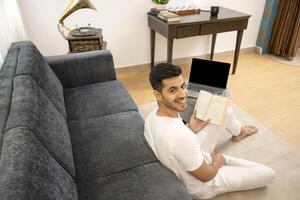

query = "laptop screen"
[189,58,231,89]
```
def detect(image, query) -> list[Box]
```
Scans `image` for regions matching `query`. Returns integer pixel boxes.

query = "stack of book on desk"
[157,11,180,22]
[168,6,201,15]
[150,6,202,16]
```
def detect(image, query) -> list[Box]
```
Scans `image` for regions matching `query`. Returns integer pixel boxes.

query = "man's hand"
[189,150,225,183]
[211,151,225,169]
[188,110,210,133]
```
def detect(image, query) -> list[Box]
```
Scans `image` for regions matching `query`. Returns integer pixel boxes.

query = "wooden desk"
[148,7,250,74]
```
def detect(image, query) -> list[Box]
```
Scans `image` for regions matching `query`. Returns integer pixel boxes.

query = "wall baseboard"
[116,46,256,73]
[255,46,263,55]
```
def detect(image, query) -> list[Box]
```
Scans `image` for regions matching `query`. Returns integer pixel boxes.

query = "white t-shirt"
[144,109,222,199]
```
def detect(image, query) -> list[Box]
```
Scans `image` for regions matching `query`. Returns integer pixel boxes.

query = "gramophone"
[57,0,98,38]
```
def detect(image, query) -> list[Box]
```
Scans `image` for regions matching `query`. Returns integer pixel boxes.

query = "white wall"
[0,0,27,65]
[17,0,266,68]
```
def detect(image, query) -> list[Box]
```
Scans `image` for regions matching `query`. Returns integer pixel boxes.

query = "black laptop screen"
[189,58,231,89]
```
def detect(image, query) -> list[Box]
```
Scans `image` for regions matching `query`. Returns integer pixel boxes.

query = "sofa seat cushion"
[0,127,78,200]
[77,162,192,200]
[15,43,67,118]
[5,76,75,178]
[64,80,137,121]
[68,111,157,183]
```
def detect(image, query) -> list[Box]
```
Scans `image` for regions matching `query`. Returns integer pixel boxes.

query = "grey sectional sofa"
[0,41,192,200]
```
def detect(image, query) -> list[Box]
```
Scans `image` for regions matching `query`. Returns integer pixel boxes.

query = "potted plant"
[152,0,169,4]
[152,0,169,9]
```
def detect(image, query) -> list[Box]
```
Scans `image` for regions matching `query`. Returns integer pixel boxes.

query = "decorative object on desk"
[152,0,169,5]
[57,0,97,39]
[210,6,219,16]
[152,0,169,10]
[157,11,180,22]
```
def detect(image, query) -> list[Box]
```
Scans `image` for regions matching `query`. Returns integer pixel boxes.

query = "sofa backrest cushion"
[13,42,67,118]
[0,47,19,155]
[0,126,78,200]
[5,76,75,178]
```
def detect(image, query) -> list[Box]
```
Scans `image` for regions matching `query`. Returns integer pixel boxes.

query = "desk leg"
[150,29,155,68]
[232,30,244,74]
[167,38,173,64]
[210,33,217,60]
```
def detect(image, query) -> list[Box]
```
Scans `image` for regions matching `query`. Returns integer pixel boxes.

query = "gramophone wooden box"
[66,28,105,53]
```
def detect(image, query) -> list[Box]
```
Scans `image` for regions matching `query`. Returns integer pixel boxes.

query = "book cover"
[150,7,168,13]
[148,11,158,16]
[159,11,180,18]
[157,11,180,22]
[194,90,229,125]
[157,15,180,22]
[170,9,200,16]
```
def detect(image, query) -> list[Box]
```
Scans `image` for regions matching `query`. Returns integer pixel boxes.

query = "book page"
[195,90,212,120]
[205,95,228,125]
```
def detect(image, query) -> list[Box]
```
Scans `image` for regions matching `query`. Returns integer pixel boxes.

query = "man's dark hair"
[149,63,182,92]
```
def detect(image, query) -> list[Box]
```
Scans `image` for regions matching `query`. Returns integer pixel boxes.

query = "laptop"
[187,58,230,98]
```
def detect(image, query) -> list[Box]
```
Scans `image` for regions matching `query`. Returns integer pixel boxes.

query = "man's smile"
[175,97,187,105]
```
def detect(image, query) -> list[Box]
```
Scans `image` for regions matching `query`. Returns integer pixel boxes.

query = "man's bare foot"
[231,125,258,142]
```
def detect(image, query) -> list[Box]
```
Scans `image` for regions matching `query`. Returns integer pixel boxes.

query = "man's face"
[155,75,188,113]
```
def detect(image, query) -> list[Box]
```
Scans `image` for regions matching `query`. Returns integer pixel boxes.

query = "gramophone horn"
[58,0,97,24]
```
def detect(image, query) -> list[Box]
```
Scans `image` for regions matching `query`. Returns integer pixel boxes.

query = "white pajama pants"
[182,103,275,199]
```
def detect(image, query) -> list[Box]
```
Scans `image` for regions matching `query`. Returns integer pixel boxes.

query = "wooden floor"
[116,51,300,151]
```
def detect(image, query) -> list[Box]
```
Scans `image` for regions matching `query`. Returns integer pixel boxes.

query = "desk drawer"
[200,20,248,35]
[176,25,200,38]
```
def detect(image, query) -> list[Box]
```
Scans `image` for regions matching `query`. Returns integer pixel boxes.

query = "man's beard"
[161,97,187,112]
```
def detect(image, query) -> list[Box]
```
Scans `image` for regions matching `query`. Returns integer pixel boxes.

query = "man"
[144,63,275,199]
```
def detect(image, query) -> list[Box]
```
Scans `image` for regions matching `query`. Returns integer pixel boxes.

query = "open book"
[194,90,229,125]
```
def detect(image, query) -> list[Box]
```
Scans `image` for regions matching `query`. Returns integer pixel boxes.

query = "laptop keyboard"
[188,84,224,95]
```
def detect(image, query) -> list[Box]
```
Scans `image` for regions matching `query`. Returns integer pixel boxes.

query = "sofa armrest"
[45,50,116,88]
